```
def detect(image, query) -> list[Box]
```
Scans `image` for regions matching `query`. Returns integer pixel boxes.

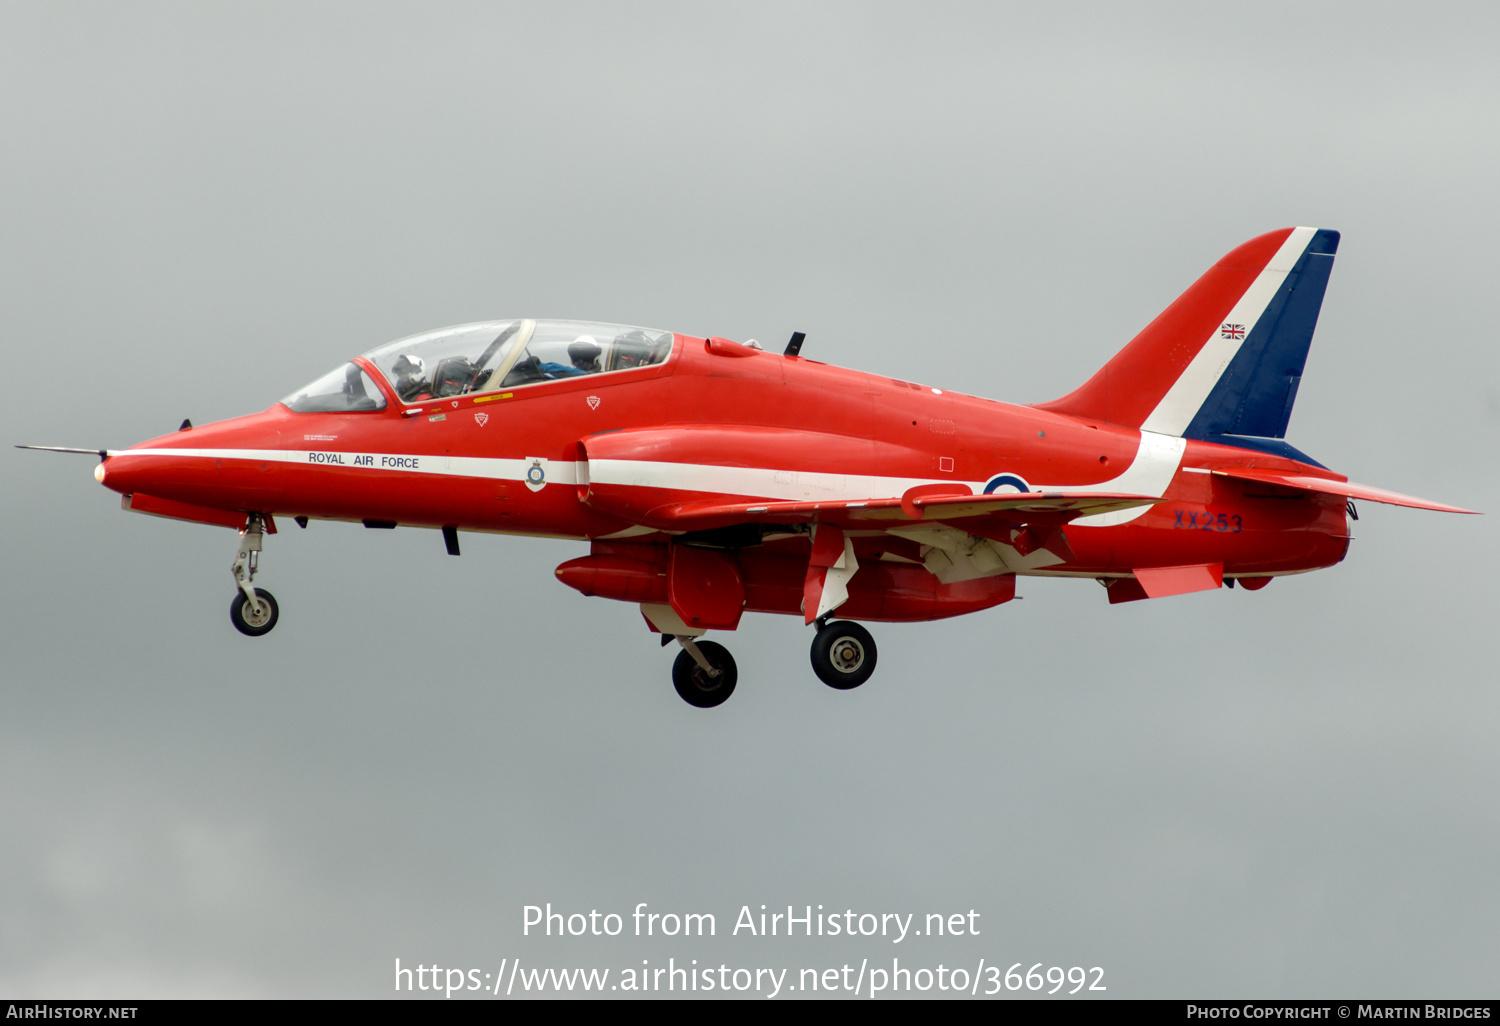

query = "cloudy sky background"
[2,1,1496,998]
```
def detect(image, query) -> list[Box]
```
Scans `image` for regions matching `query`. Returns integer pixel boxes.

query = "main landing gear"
[229,514,279,637]
[670,637,738,708]
[810,619,877,690]
[663,619,879,708]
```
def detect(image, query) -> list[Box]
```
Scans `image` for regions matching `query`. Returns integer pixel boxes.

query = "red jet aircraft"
[22,227,1475,707]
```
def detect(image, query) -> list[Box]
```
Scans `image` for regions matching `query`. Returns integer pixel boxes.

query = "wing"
[651,490,1158,529]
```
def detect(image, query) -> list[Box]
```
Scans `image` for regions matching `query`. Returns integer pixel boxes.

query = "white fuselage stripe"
[587,436,1178,505]
[113,431,1186,526]
[110,448,578,484]
[1140,226,1316,437]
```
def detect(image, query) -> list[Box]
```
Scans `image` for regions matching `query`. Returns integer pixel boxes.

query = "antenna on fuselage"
[784,331,806,357]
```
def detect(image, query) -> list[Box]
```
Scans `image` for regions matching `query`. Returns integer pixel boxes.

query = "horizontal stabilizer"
[656,490,1158,529]
[1212,468,1477,514]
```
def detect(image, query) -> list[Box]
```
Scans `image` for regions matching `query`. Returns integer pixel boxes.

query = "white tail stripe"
[1140,226,1316,436]
[1067,431,1185,527]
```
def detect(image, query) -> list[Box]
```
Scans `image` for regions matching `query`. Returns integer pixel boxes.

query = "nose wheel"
[229,513,280,637]
[810,619,877,690]
[670,637,737,708]
[230,588,279,636]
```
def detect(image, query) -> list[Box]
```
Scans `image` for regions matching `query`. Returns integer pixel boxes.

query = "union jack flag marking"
[1221,323,1246,340]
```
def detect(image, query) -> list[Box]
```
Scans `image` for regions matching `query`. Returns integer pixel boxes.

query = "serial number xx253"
[1173,510,1243,533]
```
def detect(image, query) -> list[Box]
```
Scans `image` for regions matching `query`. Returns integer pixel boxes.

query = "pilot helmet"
[568,336,602,368]
[392,354,425,378]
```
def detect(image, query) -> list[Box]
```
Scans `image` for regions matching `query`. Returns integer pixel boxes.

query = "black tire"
[230,588,279,637]
[672,641,737,708]
[810,620,877,689]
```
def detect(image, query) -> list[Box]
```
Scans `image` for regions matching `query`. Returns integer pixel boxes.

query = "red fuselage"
[98,332,1350,614]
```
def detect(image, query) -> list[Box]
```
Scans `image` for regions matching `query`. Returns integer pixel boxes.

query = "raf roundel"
[983,473,1032,495]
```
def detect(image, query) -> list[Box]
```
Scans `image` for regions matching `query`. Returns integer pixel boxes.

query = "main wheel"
[672,641,737,708]
[810,620,877,689]
[230,588,279,637]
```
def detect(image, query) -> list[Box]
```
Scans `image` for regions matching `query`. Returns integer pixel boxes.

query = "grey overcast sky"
[2,0,1497,999]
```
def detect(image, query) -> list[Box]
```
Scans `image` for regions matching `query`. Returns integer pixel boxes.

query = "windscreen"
[281,363,387,413]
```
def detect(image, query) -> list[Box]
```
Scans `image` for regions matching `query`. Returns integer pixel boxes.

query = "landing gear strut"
[671,637,737,708]
[810,619,877,690]
[229,514,279,637]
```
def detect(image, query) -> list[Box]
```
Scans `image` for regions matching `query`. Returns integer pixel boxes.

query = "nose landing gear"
[230,514,279,637]
[230,587,279,636]
[810,619,877,690]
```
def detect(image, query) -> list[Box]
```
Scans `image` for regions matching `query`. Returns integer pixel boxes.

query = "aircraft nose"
[94,409,287,509]
[93,448,156,497]
[91,452,152,496]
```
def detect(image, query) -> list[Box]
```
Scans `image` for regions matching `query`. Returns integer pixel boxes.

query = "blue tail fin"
[1183,228,1340,446]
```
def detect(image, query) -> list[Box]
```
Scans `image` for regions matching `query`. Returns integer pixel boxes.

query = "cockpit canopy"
[281,363,387,413]
[282,319,674,413]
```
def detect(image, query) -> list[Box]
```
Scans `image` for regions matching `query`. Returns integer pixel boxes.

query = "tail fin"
[1036,227,1340,446]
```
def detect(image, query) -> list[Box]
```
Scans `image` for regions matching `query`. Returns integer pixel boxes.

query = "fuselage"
[97,329,1350,586]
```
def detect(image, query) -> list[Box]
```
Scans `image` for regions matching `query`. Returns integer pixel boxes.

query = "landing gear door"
[667,544,745,631]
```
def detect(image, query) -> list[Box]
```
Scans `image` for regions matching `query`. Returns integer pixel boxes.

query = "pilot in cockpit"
[534,335,602,379]
[391,353,431,402]
[566,337,602,373]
